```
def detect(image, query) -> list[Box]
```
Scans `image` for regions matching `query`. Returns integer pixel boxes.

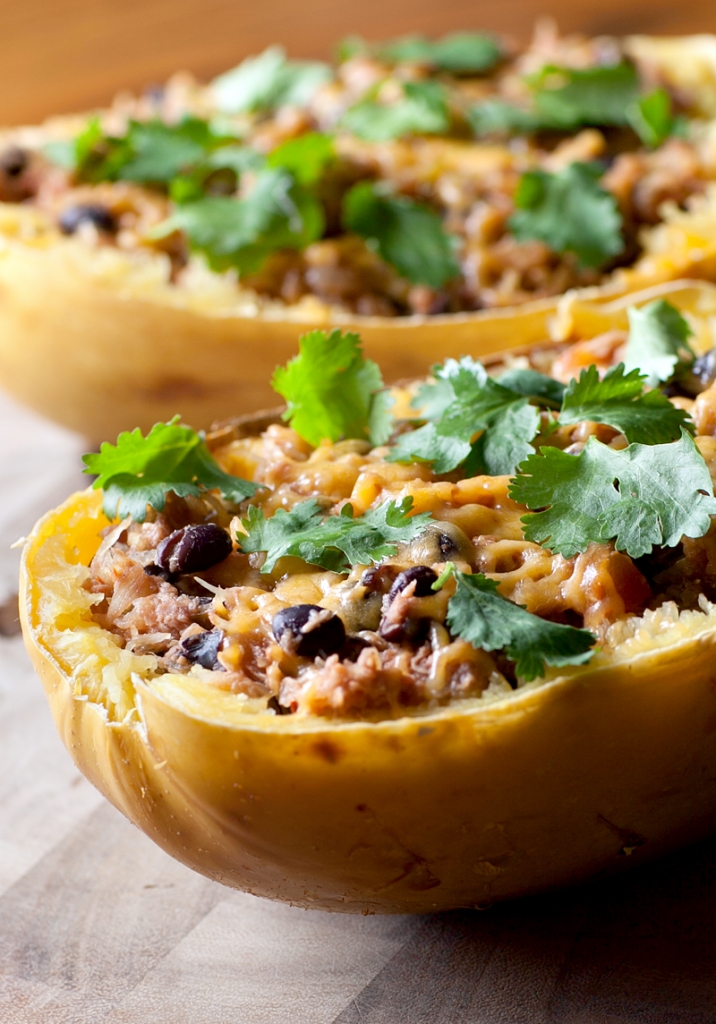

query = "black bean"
[58,203,117,236]
[387,565,439,603]
[144,564,173,582]
[340,635,372,662]
[679,348,716,397]
[272,604,346,658]
[267,695,293,715]
[156,524,232,576]
[438,532,460,558]
[0,146,28,177]
[181,629,224,670]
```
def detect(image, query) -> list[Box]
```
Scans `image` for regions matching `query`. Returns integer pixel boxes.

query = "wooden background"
[1,0,715,126]
[3,1,716,1020]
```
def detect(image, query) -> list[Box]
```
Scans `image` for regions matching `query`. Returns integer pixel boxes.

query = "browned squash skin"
[20,489,716,913]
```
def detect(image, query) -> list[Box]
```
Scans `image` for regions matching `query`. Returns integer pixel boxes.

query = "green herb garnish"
[558,363,692,443]
[266,132,334,185]
[510,431,716,559]
[83,419,259,522]
[62,117,235,185]
[212,47,331,114]
[339,32,502,74]
[443,568,595,681]
[343,181,460,288]
[237,496,432,573]
[529,61,640,131]
[272,329,392,446]
[622,299,696,387]
[390,354,693,475]
[389,357,540,475]
[509,162,623,269]
[152,168,324,274]
[378,32,502,73]
[469,62,679,147]
[629,88,681,148]
[341,81,451,141]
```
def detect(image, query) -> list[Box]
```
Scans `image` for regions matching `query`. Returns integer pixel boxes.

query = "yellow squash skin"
[20,490,716,913]
[2,200,716,441]
[0,217,565,441]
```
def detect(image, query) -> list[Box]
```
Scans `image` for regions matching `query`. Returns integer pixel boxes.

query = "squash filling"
[80,327,716,720]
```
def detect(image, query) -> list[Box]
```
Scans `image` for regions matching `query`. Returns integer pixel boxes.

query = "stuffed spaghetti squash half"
[4,27,716,438]
[20,294,716,912]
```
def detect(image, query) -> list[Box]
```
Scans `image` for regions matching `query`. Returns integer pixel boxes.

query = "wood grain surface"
[0,0,715,125]
[2,395,716,1021]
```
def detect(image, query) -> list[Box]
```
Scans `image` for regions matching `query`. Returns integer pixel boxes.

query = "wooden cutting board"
[1,390,716,1024]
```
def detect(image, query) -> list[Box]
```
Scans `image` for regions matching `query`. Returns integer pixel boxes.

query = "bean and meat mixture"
[3,25,716,315]
[83,334,716,721]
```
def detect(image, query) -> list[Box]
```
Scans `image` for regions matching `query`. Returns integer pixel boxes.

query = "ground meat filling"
[84,356,716,719]
[3,29,714,316]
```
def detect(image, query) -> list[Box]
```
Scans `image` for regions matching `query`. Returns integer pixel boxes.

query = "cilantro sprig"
[272,329,392,446]
[509,162,623,269]
[83,419,260,522]
[469,62,679,147]
[152,168,324,274]
[237,496,432,573]
[390,356,688,476]
[389,357,541,475]
[623,299,696,386]
[55,116,237,185]
[510,431,716,559]
[442,568,595,681]
[212,46,331,114]
[558,363,692,443]
[340,32,502,74]
[343,181,460,288]
[341,81,451,142]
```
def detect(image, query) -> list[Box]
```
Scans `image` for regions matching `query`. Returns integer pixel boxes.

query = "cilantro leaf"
[152,168,324,274]
[341,81,451,141]
[68,117,234,185]
[376,32,502,73]
[114,119,221,183]
[530,62,639,130]
[510,431,716,559]
[558,363,693,443]
[389,423,473,474]
[465,402,542,476]
[237,496,432,573]
[470,63,678,146]
[468,100,543,136]
[343,181,460,288]
[627,88,677,148]
[623,299,695,387]
[83,419,259,522]
[266,132,334,185]
[509,162,623,269]
[45,116,104,170]
[212,47,331,114]
[495,367,565,408]
[272,329,391,446]
[445,570,595,681]
[390,357,542,474]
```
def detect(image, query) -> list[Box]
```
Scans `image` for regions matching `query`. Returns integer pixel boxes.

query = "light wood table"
[1,391,716,1022]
